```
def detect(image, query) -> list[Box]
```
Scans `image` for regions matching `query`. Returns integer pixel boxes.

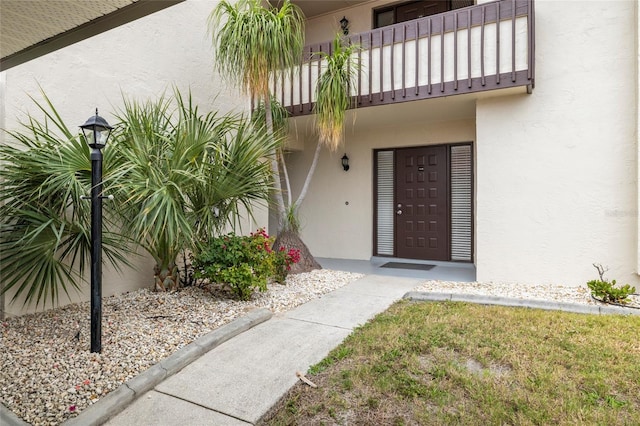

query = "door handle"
[396,209,403,215]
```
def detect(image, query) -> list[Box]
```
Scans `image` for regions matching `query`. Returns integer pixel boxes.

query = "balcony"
[273,0,535,117]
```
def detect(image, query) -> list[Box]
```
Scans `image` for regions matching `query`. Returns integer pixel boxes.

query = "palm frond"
[315,35,361,151]
[110,89,276,269]
[209,0,305,100]
[0,93,131,308]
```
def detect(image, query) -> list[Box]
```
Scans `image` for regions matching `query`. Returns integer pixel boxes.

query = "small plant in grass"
[587,263,636,304]
[192,228,300,300]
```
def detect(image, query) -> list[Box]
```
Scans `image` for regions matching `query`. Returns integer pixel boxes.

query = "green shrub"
[192,228,300,300]
[587,264,636,304]
[587,279,635,304]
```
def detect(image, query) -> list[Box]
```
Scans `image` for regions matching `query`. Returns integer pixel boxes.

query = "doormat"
[380,262,435,271]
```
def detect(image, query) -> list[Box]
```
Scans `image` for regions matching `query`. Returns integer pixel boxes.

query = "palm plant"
[0,89,276,307]
[314,35,360,151]
[250,36,360,215]
[251,96,296,227]
[292,34,360,210]
[210,2,362,273]
[0,93,130,307]
[209,0,325,272]
[109,90,276,291]
[209,0,304,231]
[269,35,360,270]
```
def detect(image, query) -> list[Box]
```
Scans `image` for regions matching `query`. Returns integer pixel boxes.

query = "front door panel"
[395,146,449,260]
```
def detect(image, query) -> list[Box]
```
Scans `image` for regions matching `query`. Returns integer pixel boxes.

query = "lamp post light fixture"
[340,16,349,35]
[341,153,350,171]
[80,109,113,353]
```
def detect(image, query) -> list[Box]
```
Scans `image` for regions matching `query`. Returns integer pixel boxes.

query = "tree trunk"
[294,140,322,210]
[273,229,322,274]
[264,96,287,229]
[153,262,179,292]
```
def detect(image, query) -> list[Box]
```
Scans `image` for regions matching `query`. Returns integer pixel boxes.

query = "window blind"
[376,151,394,255]
[450,145,472,261]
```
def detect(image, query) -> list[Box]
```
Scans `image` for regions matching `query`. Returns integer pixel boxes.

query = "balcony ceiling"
[0,0,183,72]
[270,1,369,18]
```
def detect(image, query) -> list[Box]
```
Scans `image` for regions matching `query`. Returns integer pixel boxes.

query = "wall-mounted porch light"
[80,108,113,354]
[341,153,350,171]
[340,16,349,35]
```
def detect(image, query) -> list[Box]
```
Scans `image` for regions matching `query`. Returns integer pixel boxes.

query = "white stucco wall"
[636,0,640,276]
[2,0,245,133]
[0,0,267,315]
[476,0,639,286]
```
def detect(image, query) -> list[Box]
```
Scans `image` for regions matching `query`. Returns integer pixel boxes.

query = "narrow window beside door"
[450,144,472,261]
[376,151,395,255]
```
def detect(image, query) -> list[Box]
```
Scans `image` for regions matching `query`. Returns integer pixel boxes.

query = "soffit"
[289,93,478,142]
[269,1,370,18]
[0,0,183,71]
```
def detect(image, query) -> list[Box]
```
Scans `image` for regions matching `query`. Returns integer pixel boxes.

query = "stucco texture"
[476,0,638,286]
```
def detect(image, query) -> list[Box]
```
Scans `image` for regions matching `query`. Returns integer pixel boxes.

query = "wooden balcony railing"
[274,0,535,116]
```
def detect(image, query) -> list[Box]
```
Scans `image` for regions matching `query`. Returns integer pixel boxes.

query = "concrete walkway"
[96,274,422,425]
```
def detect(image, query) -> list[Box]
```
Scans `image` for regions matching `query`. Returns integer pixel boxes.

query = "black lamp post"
[80,109,112,353]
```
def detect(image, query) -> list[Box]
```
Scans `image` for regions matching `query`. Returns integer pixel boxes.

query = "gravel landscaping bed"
[0,269,363,426]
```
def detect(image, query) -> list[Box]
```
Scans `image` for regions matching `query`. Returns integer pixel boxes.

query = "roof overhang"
[268,1,369,18]
[0,0,184,72]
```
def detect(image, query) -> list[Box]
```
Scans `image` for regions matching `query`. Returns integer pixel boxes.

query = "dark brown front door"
[395,146,449,260]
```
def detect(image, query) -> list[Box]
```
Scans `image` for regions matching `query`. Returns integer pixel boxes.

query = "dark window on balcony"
[373,0,474,29]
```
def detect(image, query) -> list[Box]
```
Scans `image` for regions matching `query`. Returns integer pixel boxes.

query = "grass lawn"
[261,301,640,425]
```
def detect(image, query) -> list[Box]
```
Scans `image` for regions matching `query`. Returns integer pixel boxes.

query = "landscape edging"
[403,291,640,316]
[57,307,273,426]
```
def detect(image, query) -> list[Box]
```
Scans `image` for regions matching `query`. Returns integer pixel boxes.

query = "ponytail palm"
[209,0,304,230]
[315,35,360,151]
[267,36,360,272]
[211,0,304,102]
[279,35,360,232]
